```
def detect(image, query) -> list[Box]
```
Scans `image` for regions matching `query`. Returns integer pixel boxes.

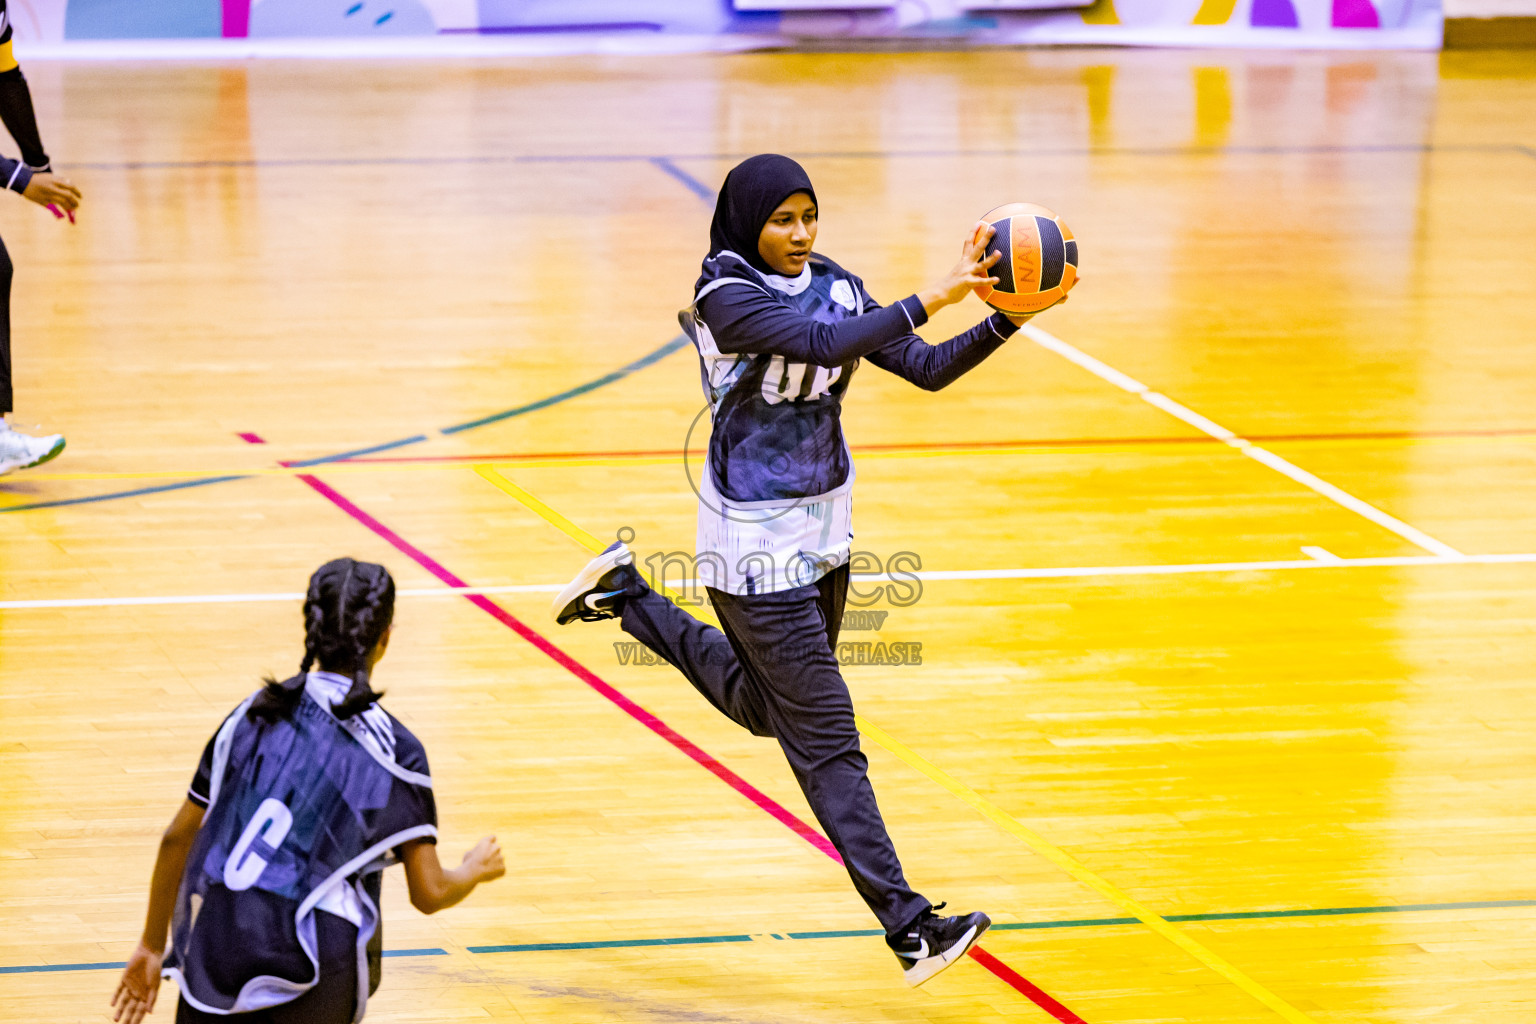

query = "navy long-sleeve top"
[0,151,32,196]
[685,250,1017,506]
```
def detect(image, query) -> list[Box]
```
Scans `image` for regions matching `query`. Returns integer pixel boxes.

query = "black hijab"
[705,154,818,279]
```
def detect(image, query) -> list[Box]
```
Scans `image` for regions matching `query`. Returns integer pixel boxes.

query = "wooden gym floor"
[1,46,1534,1024]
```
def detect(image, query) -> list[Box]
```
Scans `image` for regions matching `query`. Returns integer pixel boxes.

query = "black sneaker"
[889,904,991,987]
[552,541,645,625]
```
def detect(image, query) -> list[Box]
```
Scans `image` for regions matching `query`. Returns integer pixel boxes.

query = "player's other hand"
[463,835,506,883]
[919,221,1002,316]
[111,942,164,1024]
[23,172,82,214]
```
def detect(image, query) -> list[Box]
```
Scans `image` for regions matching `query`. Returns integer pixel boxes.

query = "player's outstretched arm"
[112,798,206,1023]
[400,835,506,914]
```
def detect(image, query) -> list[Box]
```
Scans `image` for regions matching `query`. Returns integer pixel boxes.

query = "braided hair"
[249,558,396,722]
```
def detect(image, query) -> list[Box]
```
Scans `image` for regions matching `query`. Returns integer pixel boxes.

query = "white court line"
[877,551,1531,580]
[1023,325,1465,559]
[0,584,563,610]
[4,553,1532,610]
[1300,545,1343,563]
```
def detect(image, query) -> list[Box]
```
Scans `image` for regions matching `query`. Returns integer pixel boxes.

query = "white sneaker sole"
[0,436,65,476]
[551,543,633,623]
[902,920,989,987]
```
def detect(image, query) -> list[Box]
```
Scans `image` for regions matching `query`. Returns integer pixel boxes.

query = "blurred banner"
[10,0,1441,49]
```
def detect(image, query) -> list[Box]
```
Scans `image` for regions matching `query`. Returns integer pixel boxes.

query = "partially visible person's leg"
[0,235,13,418]
[564,547,922,927]
[557,548,987,983]
[815,561,849,650]
[710,571,930,937]
[620,586,774,737]
[555,541,775,736]
[0,232,66,475]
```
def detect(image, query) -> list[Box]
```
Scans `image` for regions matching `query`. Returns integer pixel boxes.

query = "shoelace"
[901,901,950,944]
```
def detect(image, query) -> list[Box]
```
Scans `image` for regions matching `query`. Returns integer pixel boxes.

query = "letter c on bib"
[223,798,294,891]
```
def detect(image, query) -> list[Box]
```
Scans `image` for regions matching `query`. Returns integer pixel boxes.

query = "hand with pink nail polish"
[24,172,82,222]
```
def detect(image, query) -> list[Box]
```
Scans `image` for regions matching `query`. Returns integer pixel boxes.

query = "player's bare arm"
[399,835,506,914]
[112,799,205,1024]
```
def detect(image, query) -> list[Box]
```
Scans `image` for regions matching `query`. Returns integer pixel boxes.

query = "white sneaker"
[0,424,66,476]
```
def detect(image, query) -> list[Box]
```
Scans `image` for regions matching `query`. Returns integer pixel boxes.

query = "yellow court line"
[471,463,1320,1024]
[473,465,606,551]
[473,464,720,622]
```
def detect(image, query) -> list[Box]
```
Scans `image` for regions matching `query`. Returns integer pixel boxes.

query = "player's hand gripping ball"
[972,203,1078,316]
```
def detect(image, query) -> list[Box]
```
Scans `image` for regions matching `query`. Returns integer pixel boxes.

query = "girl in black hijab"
[556,154,1056,987]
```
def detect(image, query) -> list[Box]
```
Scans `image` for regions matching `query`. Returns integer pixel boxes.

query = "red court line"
[293,474,835,858]
[970,948,1088,1023]
[294,471,1087,1022]
[335,425,1536,465]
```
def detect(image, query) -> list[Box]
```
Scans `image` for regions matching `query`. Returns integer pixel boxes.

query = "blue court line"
[0,960,129,974]
[0,949,448,975]
[64,142,1531,174]
[284,434,432,469]
[0,337,690,514]
[69,154,664,171]
[7,900,1531,973]
[469,934,752,954]
[0,474,253,514]
[439,334,691,435]
[650,157,716,202]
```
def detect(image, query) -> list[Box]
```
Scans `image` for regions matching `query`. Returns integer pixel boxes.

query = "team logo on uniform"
[829,279,857,311]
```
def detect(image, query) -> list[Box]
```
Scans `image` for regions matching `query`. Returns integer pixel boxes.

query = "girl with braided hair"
[112,558,504,1024]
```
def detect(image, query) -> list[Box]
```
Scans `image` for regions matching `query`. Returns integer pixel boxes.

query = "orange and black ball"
[973,203,1079,316]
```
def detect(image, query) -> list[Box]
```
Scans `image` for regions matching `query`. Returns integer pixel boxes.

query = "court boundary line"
[12,898,1533,975]
[474,465,1317,1024]
[8,552,1534,611]
[292,470,1086,1021]
[1022,325,1464,559]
